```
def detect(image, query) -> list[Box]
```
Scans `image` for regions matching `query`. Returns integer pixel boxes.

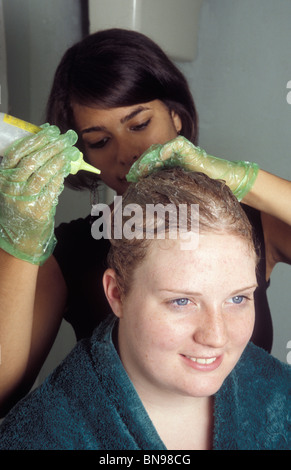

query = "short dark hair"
[46,28,199,190]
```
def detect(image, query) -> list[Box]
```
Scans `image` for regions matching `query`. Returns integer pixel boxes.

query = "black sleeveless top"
[54,204,273,352]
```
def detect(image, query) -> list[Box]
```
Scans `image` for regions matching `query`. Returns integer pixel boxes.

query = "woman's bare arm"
[0,250,68,417]
[242,169,291,278]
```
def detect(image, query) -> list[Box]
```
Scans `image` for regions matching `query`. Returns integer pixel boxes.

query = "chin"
[181,370,234,398]
[183,382,224,398]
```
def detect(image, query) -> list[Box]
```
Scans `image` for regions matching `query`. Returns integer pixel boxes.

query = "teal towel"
[0,315,290,450]
[214,342,291,449]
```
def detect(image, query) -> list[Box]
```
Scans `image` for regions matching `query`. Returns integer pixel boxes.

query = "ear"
[103,268,123,318]
[171,110,182,134]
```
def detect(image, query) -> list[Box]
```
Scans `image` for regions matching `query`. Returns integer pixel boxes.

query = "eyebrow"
[81,125,106,135]
[230,284,258,295]
[158,284,258,296]
[120,106,150,124]
[81,105,150,135]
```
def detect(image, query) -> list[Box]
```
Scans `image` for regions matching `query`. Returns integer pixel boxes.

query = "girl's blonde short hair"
[107,168,257,296]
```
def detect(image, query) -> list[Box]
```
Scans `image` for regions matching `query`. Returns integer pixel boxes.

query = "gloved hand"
[126,136,259,201]
[0,125,81,265]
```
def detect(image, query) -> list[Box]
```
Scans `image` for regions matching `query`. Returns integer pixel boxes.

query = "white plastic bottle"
[0,112,41,156]
[0,112,100,175]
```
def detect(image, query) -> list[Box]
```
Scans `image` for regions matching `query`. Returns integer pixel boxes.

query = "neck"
[140,391,214,450]
[140,388,212,419]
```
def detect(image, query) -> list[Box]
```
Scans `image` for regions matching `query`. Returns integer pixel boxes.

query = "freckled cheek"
[229,313,255,347]
[141,322,182,353]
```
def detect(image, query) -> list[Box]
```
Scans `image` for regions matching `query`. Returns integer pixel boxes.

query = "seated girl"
[0,168,290,450]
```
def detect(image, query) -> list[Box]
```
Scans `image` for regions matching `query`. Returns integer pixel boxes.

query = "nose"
[116,141,139,168]
[193,306,228,349]
[118,154,138,168]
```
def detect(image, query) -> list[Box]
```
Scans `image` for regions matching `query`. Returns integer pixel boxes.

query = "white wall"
[2,0,291,381]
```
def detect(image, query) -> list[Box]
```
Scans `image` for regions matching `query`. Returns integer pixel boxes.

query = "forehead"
[133,233,257,291]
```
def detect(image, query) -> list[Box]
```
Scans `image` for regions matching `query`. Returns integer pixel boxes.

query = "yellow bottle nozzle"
[70,153,101,175]
[32,125,100,176]
[1,114,101,176]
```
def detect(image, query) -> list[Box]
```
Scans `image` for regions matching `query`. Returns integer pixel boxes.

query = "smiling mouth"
[184,355,217,365]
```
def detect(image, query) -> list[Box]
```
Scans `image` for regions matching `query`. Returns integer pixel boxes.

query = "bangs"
[69,52,171,110]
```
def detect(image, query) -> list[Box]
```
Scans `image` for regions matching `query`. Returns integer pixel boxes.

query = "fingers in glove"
[10,130,77,175]
[30,171,69,222]
[1,131,79,185]
[23,146,80,197]
[1,125,61,168]
[17,130,78,171]
[159,136,188,161]
[159,137,201,167]
[0,146,79,198]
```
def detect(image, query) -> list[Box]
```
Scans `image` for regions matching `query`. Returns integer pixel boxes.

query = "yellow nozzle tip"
[81,160,101,175]
[70,153,101,175]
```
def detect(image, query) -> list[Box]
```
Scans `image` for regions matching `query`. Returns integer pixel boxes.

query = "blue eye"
[173,298,190,307]
[231,296,245,304]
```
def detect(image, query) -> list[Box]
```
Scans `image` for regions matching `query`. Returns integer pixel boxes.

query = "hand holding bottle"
[0,125,81,265]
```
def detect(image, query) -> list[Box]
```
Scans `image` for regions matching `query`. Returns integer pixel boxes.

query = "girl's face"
[104,233,257,402]
[72,100,182,195]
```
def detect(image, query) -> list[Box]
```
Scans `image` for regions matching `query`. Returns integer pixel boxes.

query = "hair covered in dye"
[107,168,257,296]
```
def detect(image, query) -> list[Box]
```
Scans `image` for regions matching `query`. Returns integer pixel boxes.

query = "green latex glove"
[0,125,81,265]
[126,136,259,201]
